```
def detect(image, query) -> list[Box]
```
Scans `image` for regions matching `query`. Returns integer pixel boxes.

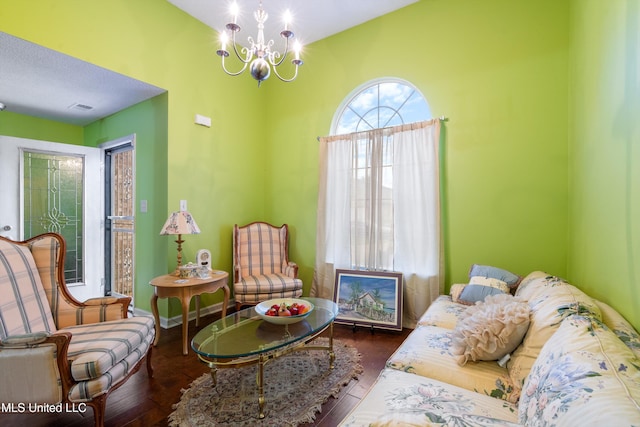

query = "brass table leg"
[329,321,335,369]
[209,366,217,387]
[258,353,266,419]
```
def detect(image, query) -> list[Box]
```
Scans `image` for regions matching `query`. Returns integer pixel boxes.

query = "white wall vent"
[68,102,94,111]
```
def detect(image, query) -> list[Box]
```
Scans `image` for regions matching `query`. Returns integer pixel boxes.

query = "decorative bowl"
[178,263,199,278]
[255,298,314,325]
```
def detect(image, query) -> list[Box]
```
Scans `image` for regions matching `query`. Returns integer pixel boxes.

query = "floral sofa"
[339,268,640,426]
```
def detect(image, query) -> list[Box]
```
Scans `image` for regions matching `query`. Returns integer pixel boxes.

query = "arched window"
[315,78,442,328]
[332,78,432,135]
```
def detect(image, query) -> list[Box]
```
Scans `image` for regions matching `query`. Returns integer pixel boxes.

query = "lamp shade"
[160,211,200,235]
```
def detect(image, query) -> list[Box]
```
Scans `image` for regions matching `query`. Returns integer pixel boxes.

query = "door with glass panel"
[0,136,103,301]
[103,137,135,304]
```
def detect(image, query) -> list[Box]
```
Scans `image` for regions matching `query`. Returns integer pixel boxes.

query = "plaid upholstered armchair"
[0,233,154,427]
[233,222,303,310]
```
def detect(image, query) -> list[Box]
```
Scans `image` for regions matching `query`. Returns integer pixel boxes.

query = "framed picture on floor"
[333,269,403,331]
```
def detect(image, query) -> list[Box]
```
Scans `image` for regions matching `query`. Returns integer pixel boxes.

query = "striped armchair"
[0,233,154,427]
[233,222,303,310]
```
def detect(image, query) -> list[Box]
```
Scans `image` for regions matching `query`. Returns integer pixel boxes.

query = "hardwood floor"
[0,310,410,427]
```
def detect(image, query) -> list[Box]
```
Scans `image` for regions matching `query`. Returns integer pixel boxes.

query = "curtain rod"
[316,116,448,141]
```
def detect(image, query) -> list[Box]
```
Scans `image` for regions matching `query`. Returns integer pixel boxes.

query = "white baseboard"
[133,299,234,330]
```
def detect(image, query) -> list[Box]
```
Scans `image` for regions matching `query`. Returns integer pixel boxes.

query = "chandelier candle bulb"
[220,32,227,52]
[294,41,301,61]
[283,10,291,31]
[230,2,239,25]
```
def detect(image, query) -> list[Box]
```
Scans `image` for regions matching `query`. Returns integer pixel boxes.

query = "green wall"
[0,111,84,145]
[0,97,171,315]
[568,0,640,328]
[0,0,266,318]
[264,0,570,292]
[3,0,638,330]
[84,95,169,313]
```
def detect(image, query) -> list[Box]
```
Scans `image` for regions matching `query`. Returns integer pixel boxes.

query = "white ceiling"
[168,0,419,45]
[0,1,417,126]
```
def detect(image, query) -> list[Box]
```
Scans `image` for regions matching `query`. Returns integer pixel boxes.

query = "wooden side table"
[149,270,229,355]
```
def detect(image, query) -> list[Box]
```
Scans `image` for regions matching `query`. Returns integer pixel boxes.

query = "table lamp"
[160,210,201,276]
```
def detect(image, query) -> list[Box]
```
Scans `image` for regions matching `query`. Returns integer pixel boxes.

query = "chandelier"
[216,1,303,87]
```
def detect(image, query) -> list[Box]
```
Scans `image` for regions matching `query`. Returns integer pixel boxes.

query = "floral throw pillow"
[451,294,530,366]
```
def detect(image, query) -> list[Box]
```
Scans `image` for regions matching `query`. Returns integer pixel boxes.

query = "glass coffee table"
[191,297,339,419]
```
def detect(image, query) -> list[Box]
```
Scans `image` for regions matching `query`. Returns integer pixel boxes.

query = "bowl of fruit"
[255,298,314,325]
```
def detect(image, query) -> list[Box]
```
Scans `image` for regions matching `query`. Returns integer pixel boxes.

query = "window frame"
[330,77,432,136]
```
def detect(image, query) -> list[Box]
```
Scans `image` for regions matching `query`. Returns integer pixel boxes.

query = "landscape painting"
[333,269,403,331]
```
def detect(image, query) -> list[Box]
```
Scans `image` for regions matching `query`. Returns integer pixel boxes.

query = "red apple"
[266,308,278,316]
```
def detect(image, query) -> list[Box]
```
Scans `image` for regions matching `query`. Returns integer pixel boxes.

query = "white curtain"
[312,132,353,299]
[313,119,443,328]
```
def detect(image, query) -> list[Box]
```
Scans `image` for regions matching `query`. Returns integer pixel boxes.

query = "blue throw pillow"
[458,276,510,305]
[468,264,521,289]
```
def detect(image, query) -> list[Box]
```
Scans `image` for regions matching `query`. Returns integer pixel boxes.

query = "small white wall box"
[195,114,211,127]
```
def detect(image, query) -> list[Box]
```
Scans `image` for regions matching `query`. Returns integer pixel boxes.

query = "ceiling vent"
[68,102,94,111]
